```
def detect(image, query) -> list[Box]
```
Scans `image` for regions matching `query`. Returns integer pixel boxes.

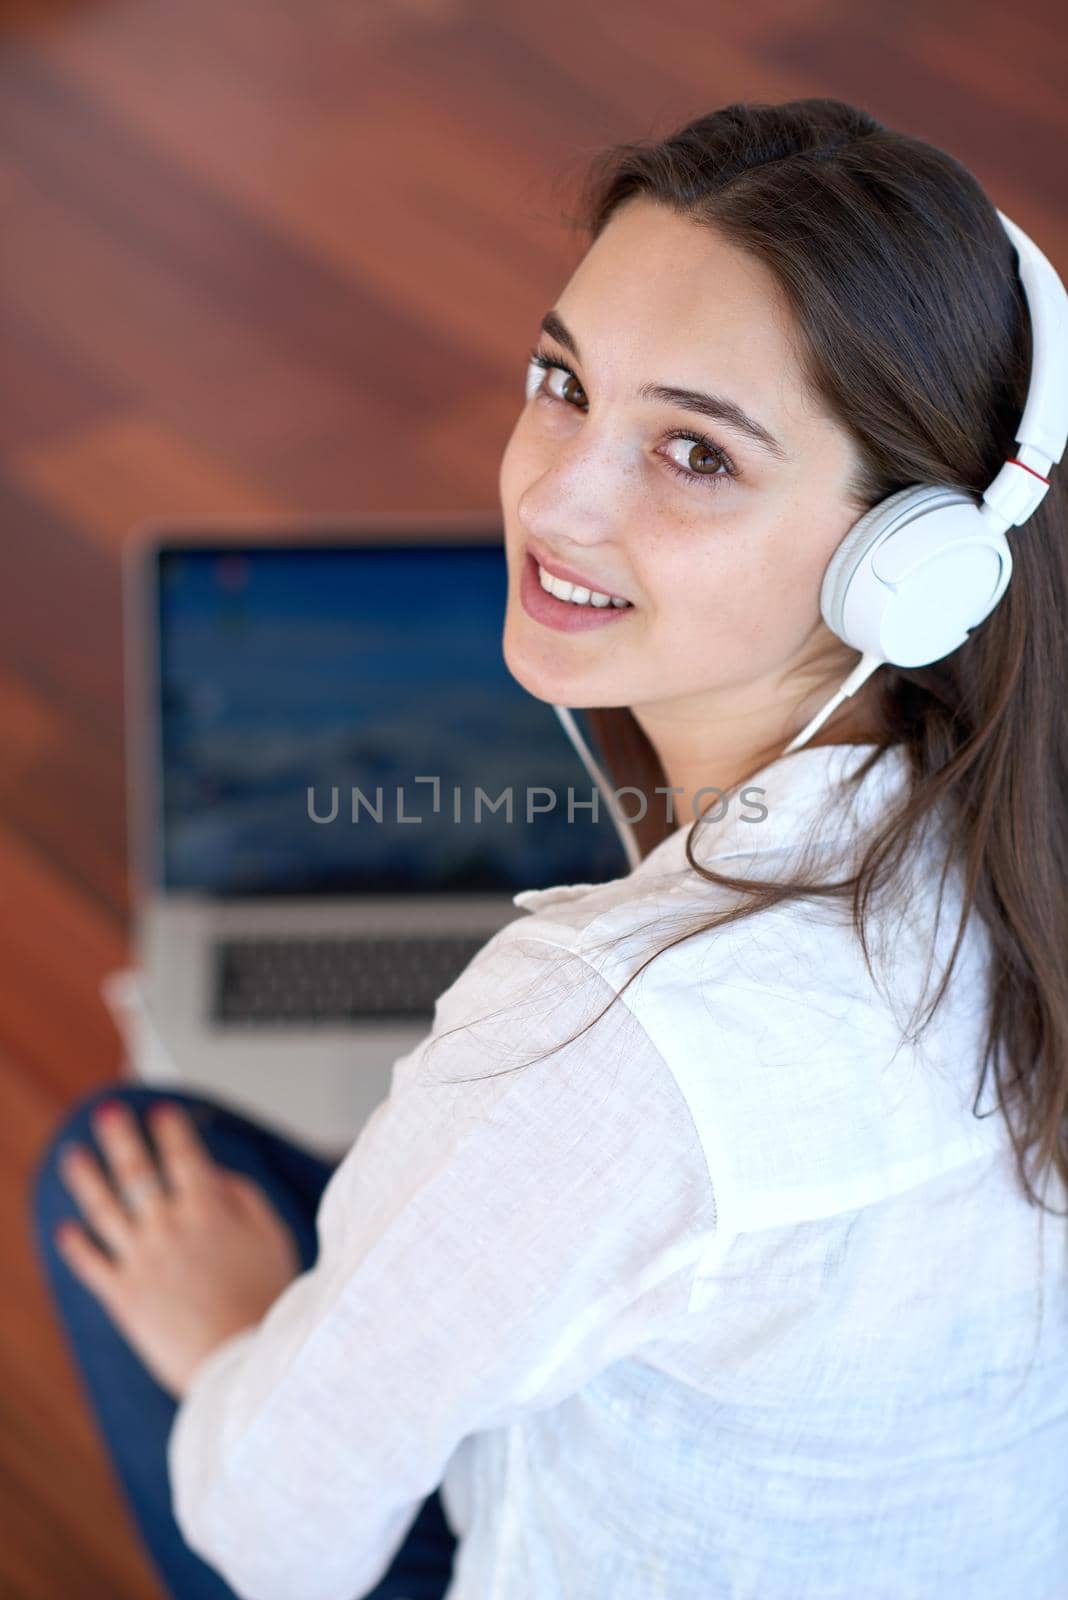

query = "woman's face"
[499,197,872,775]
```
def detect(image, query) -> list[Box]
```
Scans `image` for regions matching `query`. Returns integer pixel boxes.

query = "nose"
[517,440,627,557]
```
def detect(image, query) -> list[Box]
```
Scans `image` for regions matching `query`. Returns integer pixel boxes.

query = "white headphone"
[547,208,1068,870]
[785,209,1068,751]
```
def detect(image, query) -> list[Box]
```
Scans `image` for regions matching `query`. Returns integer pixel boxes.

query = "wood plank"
[16,415,293,552]
[0,296,125,460]
[0,821,127,1096]
[20,11,577,351]
[2,1047,160,1598]
[0,476,124,740]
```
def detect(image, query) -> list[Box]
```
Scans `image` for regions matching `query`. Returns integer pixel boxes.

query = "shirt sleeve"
[166,922,719,1600]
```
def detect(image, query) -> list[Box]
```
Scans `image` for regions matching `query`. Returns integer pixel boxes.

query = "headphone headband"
[982,211,1068,533]
[995,210,1068,473]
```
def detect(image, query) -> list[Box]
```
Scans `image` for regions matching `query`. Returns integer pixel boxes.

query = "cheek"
[646,532,820,656]
[738,530,839,663]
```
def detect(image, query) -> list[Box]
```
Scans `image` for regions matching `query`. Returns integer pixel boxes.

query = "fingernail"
[93,1099,125,1121]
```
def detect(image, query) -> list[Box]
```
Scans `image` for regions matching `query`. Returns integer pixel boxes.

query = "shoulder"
[502,824,1005,1235]
[581,854,1004,1233]
[393,911,702,1148]
[370,909,720,1273]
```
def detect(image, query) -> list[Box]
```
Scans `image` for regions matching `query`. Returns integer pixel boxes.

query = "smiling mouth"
[528,554,633,609]
[518,549,635,633]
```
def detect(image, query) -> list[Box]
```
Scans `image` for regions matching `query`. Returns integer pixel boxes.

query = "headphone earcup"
[821,487,933,641]
[820,485,1013,668]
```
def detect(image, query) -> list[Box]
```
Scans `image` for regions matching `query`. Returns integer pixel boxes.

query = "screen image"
[154,543,633,896]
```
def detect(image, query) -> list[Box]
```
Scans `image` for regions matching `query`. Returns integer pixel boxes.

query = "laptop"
[121,515,631,1158]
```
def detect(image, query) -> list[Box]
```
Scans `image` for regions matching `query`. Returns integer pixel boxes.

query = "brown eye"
[545,367,586,408]
[527,350,589,412]
[686,440,727,475]
[661,431,739,492]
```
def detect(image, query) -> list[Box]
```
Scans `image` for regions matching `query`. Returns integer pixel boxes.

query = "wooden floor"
[1,1,1064,1593]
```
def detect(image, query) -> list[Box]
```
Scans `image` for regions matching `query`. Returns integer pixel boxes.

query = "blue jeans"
[27,1080,459,1600]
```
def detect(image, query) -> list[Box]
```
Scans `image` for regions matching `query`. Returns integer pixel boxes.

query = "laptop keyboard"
[212,932,491,1023]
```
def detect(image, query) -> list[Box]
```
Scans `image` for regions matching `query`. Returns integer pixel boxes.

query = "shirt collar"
[512,741,909,912]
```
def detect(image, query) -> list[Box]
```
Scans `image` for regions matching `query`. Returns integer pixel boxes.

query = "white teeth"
[536,562,631,609]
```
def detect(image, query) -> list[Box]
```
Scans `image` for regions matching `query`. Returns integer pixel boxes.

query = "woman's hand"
[54,1098,302,1402]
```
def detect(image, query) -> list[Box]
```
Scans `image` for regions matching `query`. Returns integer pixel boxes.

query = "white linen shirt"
[167,740,1068,1600]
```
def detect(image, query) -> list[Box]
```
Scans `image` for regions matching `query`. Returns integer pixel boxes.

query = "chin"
[505,642,629,717]
[501,626,562,704]
[500,620,589,708]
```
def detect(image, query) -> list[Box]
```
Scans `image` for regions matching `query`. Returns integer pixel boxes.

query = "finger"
[58,1140,135,1257]
[146,1101,219,1202]
[89,1101,169,1220]
[53,1219,119,1301]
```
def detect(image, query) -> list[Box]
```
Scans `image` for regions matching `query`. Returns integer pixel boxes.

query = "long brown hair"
[435,98,1068,1220]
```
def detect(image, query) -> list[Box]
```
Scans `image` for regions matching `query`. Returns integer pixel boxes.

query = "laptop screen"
[152,542,632,896]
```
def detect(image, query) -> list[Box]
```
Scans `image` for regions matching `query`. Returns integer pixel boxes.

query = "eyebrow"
[538,310,789,462]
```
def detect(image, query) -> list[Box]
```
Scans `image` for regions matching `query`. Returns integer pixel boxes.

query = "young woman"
[30,98,1068,1599]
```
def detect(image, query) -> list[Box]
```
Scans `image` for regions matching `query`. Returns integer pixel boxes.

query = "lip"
[519,549,634,633]
[524,541,632,605]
